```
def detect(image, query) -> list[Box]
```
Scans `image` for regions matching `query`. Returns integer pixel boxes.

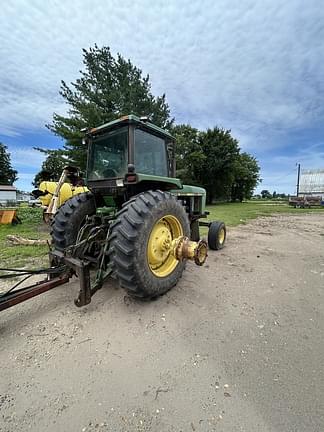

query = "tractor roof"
[88,114,174,139]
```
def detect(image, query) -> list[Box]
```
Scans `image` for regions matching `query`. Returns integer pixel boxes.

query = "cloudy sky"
[1,0,323,192]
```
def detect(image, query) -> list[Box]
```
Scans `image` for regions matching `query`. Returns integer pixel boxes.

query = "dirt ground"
[1,213,323,432]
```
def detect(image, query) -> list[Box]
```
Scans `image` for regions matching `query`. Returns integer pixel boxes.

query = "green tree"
[172,124,203,184]
[198,128,241,203]
[0,143,18,185]
[46,45,173,171]
[172,125,260,203]
[231,153,261,202]
[261,189,272,199]
[278,193,287,199]
[32,148,67,186]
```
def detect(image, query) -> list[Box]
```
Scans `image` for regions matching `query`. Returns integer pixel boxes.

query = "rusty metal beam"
[0,275,70,312]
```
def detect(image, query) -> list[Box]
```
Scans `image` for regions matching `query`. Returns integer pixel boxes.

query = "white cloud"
[14,172,37,191]
[257,140,324,193]
[9,147,46,170]
[1,0,323,142]
[1,0,324,193]
[8,146,46,191]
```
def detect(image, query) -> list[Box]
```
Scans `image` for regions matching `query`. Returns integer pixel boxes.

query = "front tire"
[208,221,226,250]
[108,190,190,299]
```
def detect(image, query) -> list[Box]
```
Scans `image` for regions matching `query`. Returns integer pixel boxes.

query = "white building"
[0,185,17,205]
[299,169,324,199]
[17,191,32,202]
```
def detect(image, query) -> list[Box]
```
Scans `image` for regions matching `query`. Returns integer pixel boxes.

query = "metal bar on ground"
[0,275,70,312]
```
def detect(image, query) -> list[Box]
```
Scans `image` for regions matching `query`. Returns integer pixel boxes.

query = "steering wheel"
[103,168,118,178]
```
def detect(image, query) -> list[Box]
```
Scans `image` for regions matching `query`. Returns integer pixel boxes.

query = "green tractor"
[50,115,226,306]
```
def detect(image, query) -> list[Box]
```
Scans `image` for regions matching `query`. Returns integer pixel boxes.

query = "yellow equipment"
[38,181,88,207]
[35,167,88,223]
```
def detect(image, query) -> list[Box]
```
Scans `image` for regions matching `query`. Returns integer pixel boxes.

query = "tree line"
[0,143,18,185]
[173,125,260,203]
[257,190,288,199]
[1,45,261,202]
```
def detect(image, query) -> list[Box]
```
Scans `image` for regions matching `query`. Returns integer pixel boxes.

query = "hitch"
[49,219,113,308]
[0,247,112,312]
[50,251,112,308]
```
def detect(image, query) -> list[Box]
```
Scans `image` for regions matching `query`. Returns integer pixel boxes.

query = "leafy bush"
[17,207,44,224]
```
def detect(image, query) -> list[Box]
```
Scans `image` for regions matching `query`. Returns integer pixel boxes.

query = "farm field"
[0,208,49,271]
[2,3,323,431]
[206,199,324,226]
[0,201,323,269]
[0,211,323,431]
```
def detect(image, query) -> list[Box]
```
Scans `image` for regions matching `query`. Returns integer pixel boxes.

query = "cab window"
[134,129,168,176]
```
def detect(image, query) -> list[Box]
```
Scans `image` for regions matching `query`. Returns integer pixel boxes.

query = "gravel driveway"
[1,213,323,432]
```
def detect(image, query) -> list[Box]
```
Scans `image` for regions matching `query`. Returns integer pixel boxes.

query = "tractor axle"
[172,237,208,266]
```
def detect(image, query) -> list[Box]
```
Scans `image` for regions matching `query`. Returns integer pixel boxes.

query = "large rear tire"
[108,190,190,299]
[51,192,96,251]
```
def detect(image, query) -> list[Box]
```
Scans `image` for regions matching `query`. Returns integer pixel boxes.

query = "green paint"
[171,184,207,212]
[87,115,207,213]
[135,173,182,189]
[96,206,115,216]
[102,195,115,207]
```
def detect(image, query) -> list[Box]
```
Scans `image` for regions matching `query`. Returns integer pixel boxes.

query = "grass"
[206,200,324,227]
[0,201,323,270]
[0,207,49,270]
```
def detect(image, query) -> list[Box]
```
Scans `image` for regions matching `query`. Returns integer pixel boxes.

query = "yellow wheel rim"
[218,227,225,244]
[147,215,183,277]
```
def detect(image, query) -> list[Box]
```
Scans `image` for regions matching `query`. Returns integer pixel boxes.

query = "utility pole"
[296,163,301,196]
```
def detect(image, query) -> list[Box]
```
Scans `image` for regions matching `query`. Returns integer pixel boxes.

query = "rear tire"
[51,192,96,251]
[208,221,226,250]
[108,190,190,299]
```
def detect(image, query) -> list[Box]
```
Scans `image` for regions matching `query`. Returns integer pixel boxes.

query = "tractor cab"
[86,115,178,197]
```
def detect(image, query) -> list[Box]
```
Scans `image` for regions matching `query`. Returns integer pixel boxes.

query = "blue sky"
[1,0,323,192]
